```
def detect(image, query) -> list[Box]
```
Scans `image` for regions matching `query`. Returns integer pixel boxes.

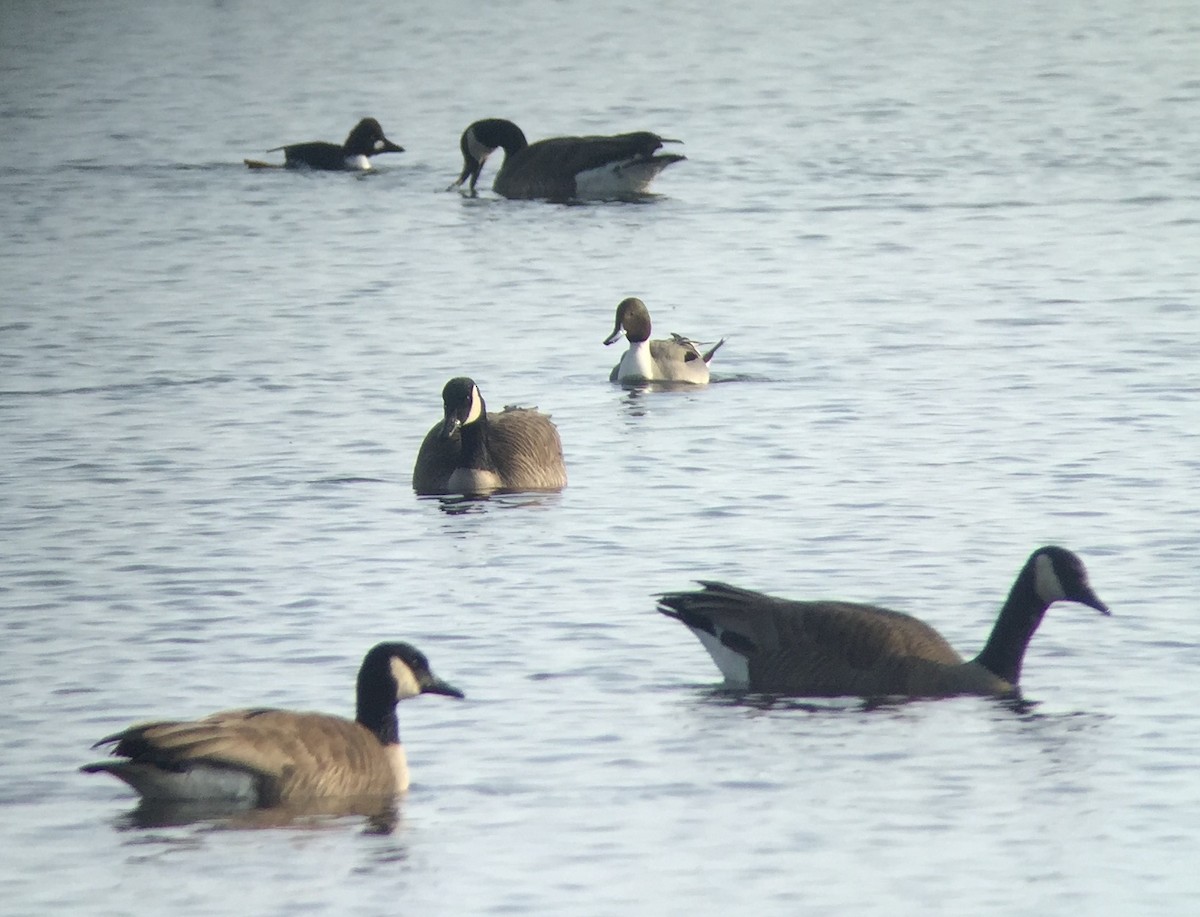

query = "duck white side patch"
[391,657,423,699]
[1034,552,1066,604]
[690,627,750,688]
[344,154,372,170]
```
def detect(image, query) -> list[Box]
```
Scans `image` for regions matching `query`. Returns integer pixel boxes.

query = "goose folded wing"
[502,133,675,198]
[488,409,567,490]
[100,710,393,799]
[680,582,965,695]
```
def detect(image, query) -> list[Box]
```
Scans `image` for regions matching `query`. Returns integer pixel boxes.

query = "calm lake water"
[2,0,1199,913]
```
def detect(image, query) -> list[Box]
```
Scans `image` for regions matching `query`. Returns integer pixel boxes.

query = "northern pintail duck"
[657,546,1109,698]
[448,118,685,200]
[413,377,568,495]
[244,118,404,171]
[82,642,462,805]
[604,297,725,384]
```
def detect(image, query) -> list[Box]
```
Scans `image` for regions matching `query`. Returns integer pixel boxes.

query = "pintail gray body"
[604,297,724,384]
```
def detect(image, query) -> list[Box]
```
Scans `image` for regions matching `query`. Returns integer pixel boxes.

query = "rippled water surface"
[3,0,1199,914]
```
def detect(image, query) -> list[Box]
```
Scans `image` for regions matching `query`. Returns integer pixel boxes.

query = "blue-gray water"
[2,0,1199,913]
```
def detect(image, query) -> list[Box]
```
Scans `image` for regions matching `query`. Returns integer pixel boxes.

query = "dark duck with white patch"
[245,118,404,171]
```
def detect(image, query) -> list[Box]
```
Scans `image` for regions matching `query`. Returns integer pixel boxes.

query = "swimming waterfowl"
[412,377,567,495]
[604,297,725,384]
[657,546,1109,697]
[244,118,404,171]
[448,118,685,200]
[81,642,461,805]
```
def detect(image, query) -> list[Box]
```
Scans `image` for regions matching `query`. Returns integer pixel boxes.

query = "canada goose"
[657,546,1109,697]
[244,118,404,170]
[447,118,685,200]
[412,377,568,496]
[604,297,725,384]
[81,642,462,805]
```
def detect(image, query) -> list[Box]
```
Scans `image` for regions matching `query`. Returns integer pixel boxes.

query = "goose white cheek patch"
[390,658,423,699]
[465,386,485,424]
[1033,552,1067,604]
[466,130,493,165]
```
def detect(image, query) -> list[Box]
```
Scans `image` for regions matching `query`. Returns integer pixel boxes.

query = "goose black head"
[358,641,464,705]
[440,376,485,439]
[448,119,529,192]
[1031,546,1109,615]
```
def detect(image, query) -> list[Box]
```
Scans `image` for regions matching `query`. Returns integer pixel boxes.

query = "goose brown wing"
[662,582,965,695]
[554,132,673,169]
[487,408,568,490]
[98,710,394,801]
